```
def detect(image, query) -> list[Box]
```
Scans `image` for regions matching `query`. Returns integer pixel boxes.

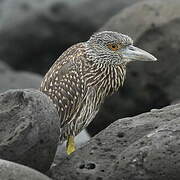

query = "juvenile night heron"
[40,31,157,155]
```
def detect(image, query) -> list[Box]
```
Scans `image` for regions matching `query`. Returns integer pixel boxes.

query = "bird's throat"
[85,63,126,99]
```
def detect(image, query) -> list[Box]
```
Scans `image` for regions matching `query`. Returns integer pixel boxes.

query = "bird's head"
[86,31,157,66]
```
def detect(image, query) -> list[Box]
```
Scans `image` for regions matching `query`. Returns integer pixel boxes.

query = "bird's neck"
[84,62,126,99]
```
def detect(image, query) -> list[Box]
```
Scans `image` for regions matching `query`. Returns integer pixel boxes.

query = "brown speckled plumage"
[40,31,157,144]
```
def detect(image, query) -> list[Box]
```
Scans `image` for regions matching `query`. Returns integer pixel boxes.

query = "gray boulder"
[0,159,51,180]
[50,103,180,180]
[0,0,142,74]
[0,61,42,93]
[0,89,59,172]
[100,0,180,41]
[0,60,11,71]
[88,0,180,136]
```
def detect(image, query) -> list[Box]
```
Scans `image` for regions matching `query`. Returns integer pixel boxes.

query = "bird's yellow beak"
[121,45,157,62]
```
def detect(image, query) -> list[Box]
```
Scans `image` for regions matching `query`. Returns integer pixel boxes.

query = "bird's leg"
[66,135,76,155]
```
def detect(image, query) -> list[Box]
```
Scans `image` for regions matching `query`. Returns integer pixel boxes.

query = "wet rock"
[50,103,180,180]
[88,0,180,136]
[0,60,42,93]
[0,89,59,172]
[0,0,142,74]
[0,159,51,180]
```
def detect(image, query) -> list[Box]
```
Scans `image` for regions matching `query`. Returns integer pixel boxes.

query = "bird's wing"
[40,43,89,128]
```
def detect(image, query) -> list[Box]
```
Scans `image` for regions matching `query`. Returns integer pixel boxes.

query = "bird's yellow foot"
[66,135,76,155]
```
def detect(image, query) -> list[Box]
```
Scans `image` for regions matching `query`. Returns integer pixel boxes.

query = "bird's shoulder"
[53,42,87,73]
[41,42,87,88]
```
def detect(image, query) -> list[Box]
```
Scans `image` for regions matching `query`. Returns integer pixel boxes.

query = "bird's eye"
[107,44,121,51]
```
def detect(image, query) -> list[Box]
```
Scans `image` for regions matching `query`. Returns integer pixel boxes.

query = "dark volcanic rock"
[87,0,180,136]
[73,0,143,30]
[0,0,88,74]
[0,0,142,74]
[0,61,42,93]
[109,118,180,180]
[0,89,59,172]
[0,159,51,180]
[51,103,180,180]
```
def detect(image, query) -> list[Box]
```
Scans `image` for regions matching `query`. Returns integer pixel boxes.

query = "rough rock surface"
[88,0,180,135]
[0,60,42,93]
[51,103,180,180]
[0,89,59,172]
[0,0,142,74]
[0,159,51,180]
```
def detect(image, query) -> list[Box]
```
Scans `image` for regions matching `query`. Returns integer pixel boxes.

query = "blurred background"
[0,0,180,137]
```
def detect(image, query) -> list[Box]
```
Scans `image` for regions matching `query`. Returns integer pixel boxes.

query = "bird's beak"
[121,45,157,62]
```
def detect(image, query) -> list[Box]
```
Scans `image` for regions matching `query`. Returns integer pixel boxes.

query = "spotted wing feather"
[40,43,88,128]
